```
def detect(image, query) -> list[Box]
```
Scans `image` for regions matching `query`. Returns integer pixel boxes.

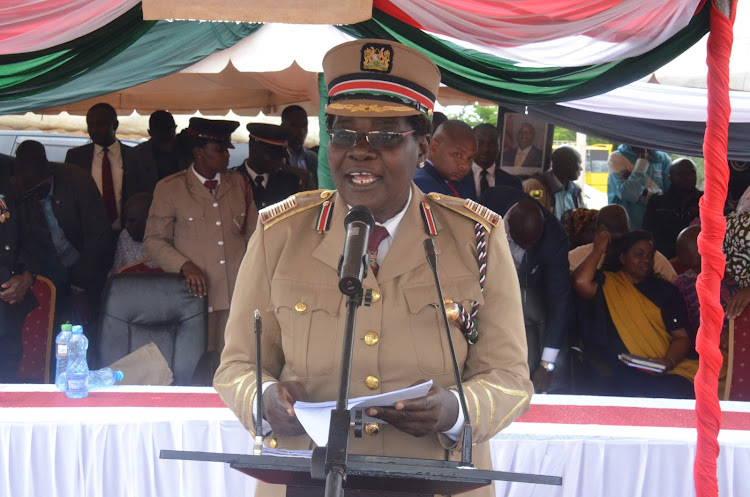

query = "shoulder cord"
[455,222,487,345]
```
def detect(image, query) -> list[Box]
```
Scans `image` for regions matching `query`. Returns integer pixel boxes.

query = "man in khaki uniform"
[214,40,532,497]
[144,118,258,352]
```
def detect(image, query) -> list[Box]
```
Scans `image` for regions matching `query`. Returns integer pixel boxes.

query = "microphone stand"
[322,286,365,497]
[423,238,473,466]
[315,206,374,497]
[253,310,264,456]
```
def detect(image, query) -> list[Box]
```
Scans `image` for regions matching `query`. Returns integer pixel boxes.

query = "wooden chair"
[723,306,750,401]
[16,276,56,383]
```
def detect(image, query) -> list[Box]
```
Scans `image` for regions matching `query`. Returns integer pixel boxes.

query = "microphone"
[423,238,473,466]
[338,205,375,296]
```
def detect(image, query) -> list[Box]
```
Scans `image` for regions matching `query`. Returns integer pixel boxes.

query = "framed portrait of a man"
[498,114,551,176]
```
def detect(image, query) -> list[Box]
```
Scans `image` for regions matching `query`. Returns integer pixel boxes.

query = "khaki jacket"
[214,184,532,496]
[143,168,258,311]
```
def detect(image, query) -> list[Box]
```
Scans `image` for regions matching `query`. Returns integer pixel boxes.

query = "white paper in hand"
[294,380,433,447]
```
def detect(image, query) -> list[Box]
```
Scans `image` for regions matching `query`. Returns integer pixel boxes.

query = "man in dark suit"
[0,153,14,177]
[414,120,476,199]
[0,175,37,382]
[501,122,544,169]
[480,186,571,394]
[472,123,522,197]
[132,110,191,181]
[16,140,113,344]
[64,102,158,230]
[281,105,319,189]
[233,123,312,210]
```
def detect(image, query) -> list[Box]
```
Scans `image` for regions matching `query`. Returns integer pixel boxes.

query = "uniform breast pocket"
[174,207,204,241]
[271,280,342,378]
[403,278,481,376]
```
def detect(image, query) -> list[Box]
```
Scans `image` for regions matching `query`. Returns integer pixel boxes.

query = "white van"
[0,130,249,169]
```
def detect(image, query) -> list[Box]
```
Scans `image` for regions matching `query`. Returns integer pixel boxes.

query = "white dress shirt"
[92,141,124,228]
[471,161,495,197]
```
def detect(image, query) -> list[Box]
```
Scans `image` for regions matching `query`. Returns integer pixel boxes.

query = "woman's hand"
[365,382,459,437]
[726,286,750,320]
[262,381,308,437]
[592,230,611,255]
[647,357,675,375]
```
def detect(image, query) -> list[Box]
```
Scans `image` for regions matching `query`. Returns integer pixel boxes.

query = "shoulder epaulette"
[426,193,500,231]
[160,170,188,183]
[261,189,335,230]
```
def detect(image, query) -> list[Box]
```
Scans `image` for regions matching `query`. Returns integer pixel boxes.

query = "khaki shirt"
[143,168,258,311]
[214,184,532,496]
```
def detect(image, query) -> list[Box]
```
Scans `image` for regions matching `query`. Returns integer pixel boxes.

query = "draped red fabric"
[0,0,140,54]
[375,0,703,42]
[694,1,737,496]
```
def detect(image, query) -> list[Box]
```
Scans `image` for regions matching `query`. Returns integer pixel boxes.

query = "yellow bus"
[584,143,613,194]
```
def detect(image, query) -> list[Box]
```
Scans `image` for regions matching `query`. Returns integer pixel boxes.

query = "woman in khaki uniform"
[214,39,533,497]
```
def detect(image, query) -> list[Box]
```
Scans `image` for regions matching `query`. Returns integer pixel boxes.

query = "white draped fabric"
[2,386,750,497]
[559,81,750,123]
[386,0,703,66]
[0,0,141,55]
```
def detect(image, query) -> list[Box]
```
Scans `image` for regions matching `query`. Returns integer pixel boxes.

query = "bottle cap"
[115,371,124,382]
[72,325,83,333]
[61,324,72,331]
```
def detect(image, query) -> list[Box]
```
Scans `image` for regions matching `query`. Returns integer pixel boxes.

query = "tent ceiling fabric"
[39,62,321,116]
[378,0,703,66]
[653,0,750,91]
[0,1,712,112]
[142,0,373,24]
[1,0,141,54]
[34,23,493,116]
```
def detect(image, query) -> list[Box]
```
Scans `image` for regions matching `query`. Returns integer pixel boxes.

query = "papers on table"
[259,448,313,458]
[294,381,433,447]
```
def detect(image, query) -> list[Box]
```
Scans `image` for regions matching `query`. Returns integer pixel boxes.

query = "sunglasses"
[327,129,416,151]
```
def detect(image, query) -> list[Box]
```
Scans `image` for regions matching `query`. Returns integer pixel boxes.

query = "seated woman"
[572,229,697,398]
[108,193,160,276]
[561,207,598,250]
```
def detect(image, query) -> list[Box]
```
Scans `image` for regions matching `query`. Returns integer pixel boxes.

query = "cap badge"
[361,43,392,73]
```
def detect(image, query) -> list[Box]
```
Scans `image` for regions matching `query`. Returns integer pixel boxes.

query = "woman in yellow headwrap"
[572,229,697,398]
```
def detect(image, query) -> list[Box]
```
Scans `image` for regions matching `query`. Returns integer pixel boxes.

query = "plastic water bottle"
[65,325,89,399]
[57,368,124,392]
[88,368,124,389]
[54,323,73,391]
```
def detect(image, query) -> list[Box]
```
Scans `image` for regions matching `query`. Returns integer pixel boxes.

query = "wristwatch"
[540,360,555,372]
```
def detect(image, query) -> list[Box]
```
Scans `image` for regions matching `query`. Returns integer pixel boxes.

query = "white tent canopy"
[35,23,492,117]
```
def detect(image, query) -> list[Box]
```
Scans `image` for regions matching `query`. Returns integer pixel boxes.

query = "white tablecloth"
[1,385,749,497]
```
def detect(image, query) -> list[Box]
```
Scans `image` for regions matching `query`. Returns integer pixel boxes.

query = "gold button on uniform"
[365,375,379,390]
[294,302,307,312]
[364,331,379,346]
[269,438,278,449]
[364,422,380,436]
[371,290,381,303]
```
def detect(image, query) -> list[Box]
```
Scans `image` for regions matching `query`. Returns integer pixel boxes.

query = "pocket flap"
[272,280,342,316]
[403,276,484,314]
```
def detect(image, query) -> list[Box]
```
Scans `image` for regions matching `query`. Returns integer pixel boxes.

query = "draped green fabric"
[317,73,335,190]
[337,6,710,104]
[0,20,261,114]
[0,5,155,101]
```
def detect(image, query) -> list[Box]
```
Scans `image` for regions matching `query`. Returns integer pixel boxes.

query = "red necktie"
[445,181,461,198]
[204,179,219,195]
[101,147,117,223]
[367,225,390,277]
